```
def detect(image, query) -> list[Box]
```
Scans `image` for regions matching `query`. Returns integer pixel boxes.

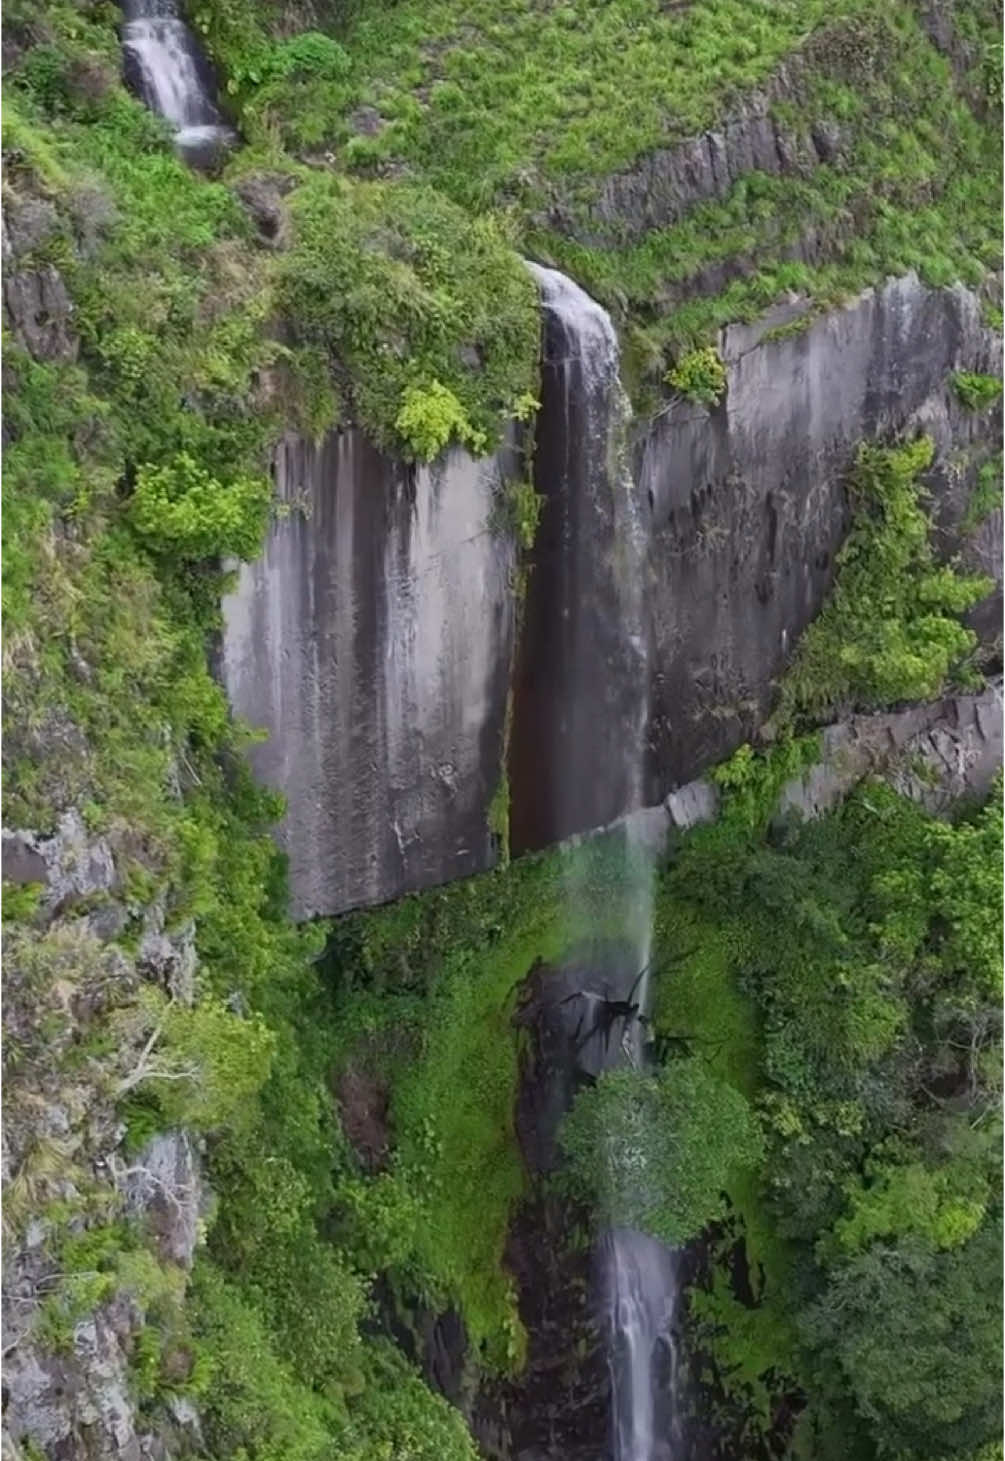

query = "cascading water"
[120,0,234,165]
[517,263,683,1459]
[598,816,684,1461]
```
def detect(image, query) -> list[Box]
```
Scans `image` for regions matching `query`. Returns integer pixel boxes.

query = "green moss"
[324,833,653,1367]
[487,775,511,864]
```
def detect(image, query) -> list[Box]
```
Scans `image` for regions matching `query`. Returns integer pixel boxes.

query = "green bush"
[952,371,1004,410]
[278,175,539,457]
[777,436,992,724]
[395,380,486,462]
[558,1058,763,1244]
[665,346,727,406]
[128,453,271,562]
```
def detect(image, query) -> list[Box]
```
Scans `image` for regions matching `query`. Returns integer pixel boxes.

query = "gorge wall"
[220,430,518,918]
[640,271,1002,797]
[221,272,1002,914]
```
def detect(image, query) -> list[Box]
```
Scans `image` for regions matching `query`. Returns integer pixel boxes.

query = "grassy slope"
[199,0,1001,406]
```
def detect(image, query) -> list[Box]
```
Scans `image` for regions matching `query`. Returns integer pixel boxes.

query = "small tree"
[558,1057,763,1244]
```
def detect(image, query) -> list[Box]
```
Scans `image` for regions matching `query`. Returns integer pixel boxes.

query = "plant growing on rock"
[665,346,727,407]
[951,371,1003,411]
[776,436,993,724]
[394,380,487,462]
[128,454,271,562]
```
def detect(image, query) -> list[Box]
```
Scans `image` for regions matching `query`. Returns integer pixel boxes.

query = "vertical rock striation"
[641,273,1002,797]
[220,430,518,918]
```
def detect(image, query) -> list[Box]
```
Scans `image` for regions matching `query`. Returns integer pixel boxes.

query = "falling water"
[523,263,683,1460]
[120,0,234,165]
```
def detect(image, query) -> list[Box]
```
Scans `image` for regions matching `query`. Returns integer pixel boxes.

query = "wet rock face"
[219,273,998,915]
[476,1193,611,1461]
[641,273,1003,798]
[474,953,638,1461]
[220,429,518,918]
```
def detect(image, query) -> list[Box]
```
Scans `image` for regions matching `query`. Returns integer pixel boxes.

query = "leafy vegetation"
[952,370,1004,410]
[3,0,1000,1456]
[651,771,1003,1459]
[665,346,727,407]
[962,453,1004,532]
[277,174,539,456]
[559,1059,763,1243]
[775,437,992,725]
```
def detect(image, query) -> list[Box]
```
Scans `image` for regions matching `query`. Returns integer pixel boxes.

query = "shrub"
[395,380,486,462]
[666,346,727,406]
[279,176,539,457]
[777,437,992,723]
[128,453,271,562]
[951,371,1003,410]
[558,1057,763,1244]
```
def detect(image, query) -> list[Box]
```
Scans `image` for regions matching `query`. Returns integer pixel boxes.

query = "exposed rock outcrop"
[641,272,1002,799]
[2,811,118,916]
[567,19,884,244]
[221,271,1000,916]
[220,429,519,917]
[122,1131,205,1268]
[651,680,1003,839]
[2,840,207,1460]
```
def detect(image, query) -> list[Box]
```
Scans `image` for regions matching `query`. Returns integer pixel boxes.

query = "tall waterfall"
[519,263,682,1459]
[121,0,234,165]
[510,264,651,851]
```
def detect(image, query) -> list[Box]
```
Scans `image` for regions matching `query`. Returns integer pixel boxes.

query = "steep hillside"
[2,0,1002,1458]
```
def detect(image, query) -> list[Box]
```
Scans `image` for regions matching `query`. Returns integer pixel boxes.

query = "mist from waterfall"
[525,262,682,1461]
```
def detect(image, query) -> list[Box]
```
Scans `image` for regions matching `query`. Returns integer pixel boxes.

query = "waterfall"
[120,0,234,165]
[511,264,650,851]
[520,263,683,1459]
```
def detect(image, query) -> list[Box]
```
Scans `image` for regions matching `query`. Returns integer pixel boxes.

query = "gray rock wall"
[220,429,518,918]
[640,272,1002,800]
[220,274,999,917]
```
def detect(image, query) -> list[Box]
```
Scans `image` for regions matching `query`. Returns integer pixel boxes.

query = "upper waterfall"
[121,0,234,166]
[509,261,651,854]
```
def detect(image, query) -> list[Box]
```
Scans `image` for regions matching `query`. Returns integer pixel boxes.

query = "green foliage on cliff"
[525,3,1001,374]
[776,437,992,724]
[277,174,539,457]
[952,370,1005,410]
[322,830,660,1368]
[665,346,727,406]
[651,766,1003,1458]
[3,0,1001,1456]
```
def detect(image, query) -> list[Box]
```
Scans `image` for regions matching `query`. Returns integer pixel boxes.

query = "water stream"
[121,0,234,165]
[525,262,683,1460]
